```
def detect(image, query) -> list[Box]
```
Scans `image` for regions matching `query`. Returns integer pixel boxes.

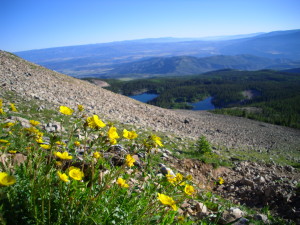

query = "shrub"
[197,135,212,155]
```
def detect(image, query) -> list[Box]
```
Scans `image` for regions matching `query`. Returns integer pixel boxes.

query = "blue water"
[129,93,216,110]
[191,96,216,110]
[129,93,158,103]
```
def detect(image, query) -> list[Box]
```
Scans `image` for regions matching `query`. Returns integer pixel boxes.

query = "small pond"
[190,96,216,110]
[129,93,218,110]
[129,93,158,103]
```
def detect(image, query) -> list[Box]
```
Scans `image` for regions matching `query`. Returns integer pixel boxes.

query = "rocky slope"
[1,50,300,153]
[1,50,300,223]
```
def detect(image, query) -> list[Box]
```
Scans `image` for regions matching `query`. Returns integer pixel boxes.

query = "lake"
[129,93,158,103]
[129,93,217,110]
[190,96,216,110]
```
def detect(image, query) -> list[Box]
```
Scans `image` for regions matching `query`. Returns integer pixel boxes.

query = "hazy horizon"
[1,0,300,52]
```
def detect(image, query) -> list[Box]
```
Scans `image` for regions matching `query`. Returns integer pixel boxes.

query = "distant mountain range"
[102,55,300,78]
[14,29,300,78]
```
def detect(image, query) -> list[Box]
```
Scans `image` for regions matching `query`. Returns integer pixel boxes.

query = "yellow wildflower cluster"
[157,169,196,211]
[24,126,44,143]
[57,167,84,182]
[0,99,12,115]
[166,172,184,185]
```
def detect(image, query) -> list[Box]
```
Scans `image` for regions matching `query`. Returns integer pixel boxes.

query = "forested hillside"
[91,69,300,129]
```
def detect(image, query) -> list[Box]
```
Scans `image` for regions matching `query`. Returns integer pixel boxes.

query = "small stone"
[254,176,266,184]
[180,202,190,208]
[284,165,294,172]
[253,214,269,223]
[231,208,244,218]
[186,208,195,216]
[240,178,255,187]
[159,164,175,176]
[195,202,208,213]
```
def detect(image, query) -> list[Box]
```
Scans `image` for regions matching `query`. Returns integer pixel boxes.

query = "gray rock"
[253,214,269,223]
[195,202,208,214]
[159,163,175,176]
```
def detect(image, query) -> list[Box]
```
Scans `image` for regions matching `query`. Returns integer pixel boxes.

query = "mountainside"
[221,29,300,59]
[14,29,300,78]
[103,55,299,78]
[1,50,300,152]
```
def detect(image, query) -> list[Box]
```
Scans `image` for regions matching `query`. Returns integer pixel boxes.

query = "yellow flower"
[29,120,40,126]
[151,135,163,147]
[0,108,5,115]
[9,103,18,112]
[40,144,51,150]
[184,184,195,195]
[123,129,138,139]
[93,152,101,159]
[55,141,66,146]
[0,139,9,143]
[179,181,186,186]
[218,177,224,185]
[175,173,183,183]
[116,177,129,188]
[59,106,73,115]
[8,150,17,154]
[78,105,84,112]
[35,137,44,143]
[178,216,185,222]
[74,141,80,147]
[0,172,16,186]
[108,126,119,141]
[166,173,176,184]
[125,154,136,167]
[110,138,117,145]
[57,171,70,183]
[68,166,84,181]
[0,99,2,108]
[25,126,38,133]
[86,115,106,129]
[166,172,183,185]
[56,161,63,167]
[186,174,193,181]
[157,193,177,211]
[54,151,73,160]
[4,122,15,128]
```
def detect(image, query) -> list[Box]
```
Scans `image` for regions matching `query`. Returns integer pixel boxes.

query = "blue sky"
[1,0,300,52]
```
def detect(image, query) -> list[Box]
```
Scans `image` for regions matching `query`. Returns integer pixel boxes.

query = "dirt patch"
[90,79,110,87]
